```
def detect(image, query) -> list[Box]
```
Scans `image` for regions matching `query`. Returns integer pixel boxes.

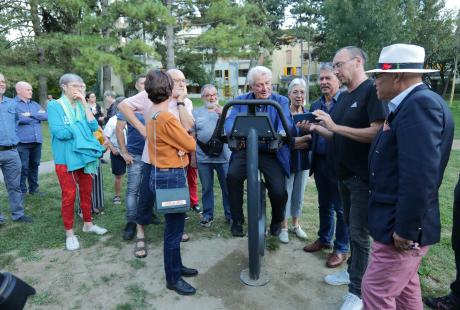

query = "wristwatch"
[177,102,185,107]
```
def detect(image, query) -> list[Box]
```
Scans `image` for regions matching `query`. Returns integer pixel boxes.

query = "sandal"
[134,238,148,258]
[181,233,190,242]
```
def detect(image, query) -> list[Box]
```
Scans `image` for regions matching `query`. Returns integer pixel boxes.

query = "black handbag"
[151,112,190,214]
[196,117,224,157]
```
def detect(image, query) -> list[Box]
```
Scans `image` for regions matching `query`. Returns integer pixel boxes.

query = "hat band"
[377,63,424,70]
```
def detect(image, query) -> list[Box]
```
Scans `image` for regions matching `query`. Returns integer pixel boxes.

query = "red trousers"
[55,164,93,230]
[362,241,429,310]
[187,165,198,206]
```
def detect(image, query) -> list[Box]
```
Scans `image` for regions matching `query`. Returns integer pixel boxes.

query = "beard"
[205,100,218,109]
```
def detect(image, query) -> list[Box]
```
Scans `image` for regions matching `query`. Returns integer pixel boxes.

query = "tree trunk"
[450,55,458,105]
[166,0,175,69]
[38,48,48,106]
[30,0,48,106]
[103,65,111,93]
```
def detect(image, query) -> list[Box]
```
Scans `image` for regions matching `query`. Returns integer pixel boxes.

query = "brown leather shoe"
[303,239,332,252]
[326,252,347,268]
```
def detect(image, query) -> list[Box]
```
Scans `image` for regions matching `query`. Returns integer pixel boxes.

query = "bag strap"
[152,111,188,190]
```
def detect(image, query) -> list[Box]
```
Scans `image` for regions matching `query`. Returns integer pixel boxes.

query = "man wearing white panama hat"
[361,43,454,309]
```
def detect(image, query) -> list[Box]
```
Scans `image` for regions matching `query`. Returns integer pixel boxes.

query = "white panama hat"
[366,43,438,73]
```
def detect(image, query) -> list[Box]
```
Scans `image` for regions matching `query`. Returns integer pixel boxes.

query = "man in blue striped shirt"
[14,81,47,195]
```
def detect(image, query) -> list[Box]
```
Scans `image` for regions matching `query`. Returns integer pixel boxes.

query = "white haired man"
[14,81,47,196]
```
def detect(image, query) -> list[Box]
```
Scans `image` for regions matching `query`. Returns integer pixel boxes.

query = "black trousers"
[451,174,460,301]
[226,151,287,224]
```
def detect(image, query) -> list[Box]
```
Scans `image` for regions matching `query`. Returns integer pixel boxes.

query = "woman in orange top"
[144,70,197,296]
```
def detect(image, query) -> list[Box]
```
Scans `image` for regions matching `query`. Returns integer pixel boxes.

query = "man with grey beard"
[192,84,231,228]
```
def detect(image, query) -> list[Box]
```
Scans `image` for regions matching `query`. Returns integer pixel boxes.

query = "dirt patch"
[7,236,347,309]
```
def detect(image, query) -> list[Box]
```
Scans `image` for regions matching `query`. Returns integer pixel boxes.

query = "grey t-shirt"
[192,107,230,164]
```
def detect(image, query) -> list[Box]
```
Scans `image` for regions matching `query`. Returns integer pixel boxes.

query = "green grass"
[40,121,52,162]
[449,100,460,139]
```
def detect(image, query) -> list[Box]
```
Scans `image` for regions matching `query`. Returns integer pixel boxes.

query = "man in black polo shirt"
[308,46,387,310]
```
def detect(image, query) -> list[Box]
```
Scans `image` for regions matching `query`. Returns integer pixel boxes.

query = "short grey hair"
[247,66,272,86]
[288,78,307,94]
[104,90,117,98]
[200,84,217,97]
[336,46,368,67]
[59,73,83,89]
[319,62,334,73]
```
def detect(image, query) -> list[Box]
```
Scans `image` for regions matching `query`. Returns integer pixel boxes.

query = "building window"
[215,70,222,78]
[286,50,292,65]
[238,69,248,77]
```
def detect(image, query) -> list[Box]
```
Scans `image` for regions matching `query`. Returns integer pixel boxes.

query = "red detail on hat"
[382,63,392,70]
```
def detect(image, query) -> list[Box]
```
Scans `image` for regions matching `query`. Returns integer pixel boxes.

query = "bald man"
[14,81,47,196]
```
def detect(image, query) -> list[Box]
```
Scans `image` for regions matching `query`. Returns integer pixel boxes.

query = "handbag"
[151,111,190,214]
[195,117,224,157]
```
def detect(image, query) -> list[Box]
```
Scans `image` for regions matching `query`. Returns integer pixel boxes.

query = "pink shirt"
[123,90,193,163]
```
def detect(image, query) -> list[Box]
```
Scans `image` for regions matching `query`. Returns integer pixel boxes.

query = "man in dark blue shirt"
[0,73,32,224]
[14,81,47,195]
[303,64,349,269]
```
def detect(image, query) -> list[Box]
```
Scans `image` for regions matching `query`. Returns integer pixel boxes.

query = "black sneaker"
[231,221,245,237]
[269,221,282,236]
[13,215,33,224]
[123,222,137,240]
[425,294,460,309]
[199,218,213,228]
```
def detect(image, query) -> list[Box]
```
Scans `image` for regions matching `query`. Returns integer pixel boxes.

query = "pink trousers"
[362,241,429,310]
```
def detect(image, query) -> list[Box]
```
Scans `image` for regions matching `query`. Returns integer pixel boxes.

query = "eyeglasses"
[204,93,217,98]
[172,78,186,84]
[291,90,305,96]
[332,57,356,70]
[67,83,85,89]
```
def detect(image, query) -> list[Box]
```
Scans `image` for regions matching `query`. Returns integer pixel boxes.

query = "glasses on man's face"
[332,57,356,70]
[172,78,186,84]
[68,83,85,89]
[204,93,217,98]
[372,73,384,80]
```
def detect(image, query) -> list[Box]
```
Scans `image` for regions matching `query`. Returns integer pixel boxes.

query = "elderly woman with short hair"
[47,73,107,251]
[279,78,310,243]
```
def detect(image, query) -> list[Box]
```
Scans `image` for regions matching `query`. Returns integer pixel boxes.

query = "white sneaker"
[340,292,363,310]
[292,225,307,240]
[279,228,289,243]
[324,270,350,286]
[82,224,108,235]
[66,235,80,251]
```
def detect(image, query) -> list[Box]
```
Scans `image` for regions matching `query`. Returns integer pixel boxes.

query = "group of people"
[0,42,458,309]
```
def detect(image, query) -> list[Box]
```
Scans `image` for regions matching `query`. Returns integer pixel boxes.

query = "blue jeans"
[17,142,42,193]
[285,170,308,219]
[125,154,143,222]
[197,162,231,221]
[314,157,349,253]
[136,163,154,226]
[148,167,187,284]
[0,149,25,221]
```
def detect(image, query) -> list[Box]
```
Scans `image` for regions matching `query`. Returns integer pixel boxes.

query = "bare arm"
[116,119,133,164]
[313,110,383,143]
[175,90,194,131]
[118,101,146,138]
